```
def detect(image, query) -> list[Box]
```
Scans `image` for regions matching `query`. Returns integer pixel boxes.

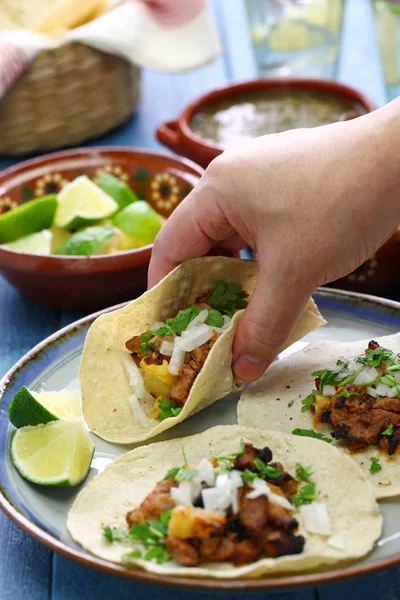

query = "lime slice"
[54,175,118,230]
[98,172,138,210]
[0,195,57,244]
[112,201,162,247]
[11,419,94,487]
[54,224,118,256]
[8,386,81,428]
[3,230,52,255]
[50,227,71,253]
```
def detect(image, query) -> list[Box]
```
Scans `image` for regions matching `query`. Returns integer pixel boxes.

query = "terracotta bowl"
[156,78,377,168]
[0,147,203,311]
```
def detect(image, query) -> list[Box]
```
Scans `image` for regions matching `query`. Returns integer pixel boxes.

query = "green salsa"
[190,90,366,147]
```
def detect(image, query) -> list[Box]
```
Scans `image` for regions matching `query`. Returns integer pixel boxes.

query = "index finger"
[147,185,235,288]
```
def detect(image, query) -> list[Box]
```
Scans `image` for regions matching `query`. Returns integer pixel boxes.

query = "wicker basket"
[0,42,141,156]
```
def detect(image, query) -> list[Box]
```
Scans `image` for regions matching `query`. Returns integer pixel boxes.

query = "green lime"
[10,419,94,487]
[98,172,138,210]
[3,230,52,255]
[50,227,71,252]
[386,1,400,15]
[112,201,162,247]
[0,195,57,243]
[54,175,118,230]
[54,224,118,256]
[8,386,81,428]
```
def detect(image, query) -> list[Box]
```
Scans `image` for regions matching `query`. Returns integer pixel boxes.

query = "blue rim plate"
[1,288,400,591]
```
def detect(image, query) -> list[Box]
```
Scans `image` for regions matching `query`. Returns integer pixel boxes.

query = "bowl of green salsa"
[157,79,376,168]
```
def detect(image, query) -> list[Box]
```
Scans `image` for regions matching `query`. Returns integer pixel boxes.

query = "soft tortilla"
[80,257,325,444]
[238,332,400,499]
[67,425,381,579]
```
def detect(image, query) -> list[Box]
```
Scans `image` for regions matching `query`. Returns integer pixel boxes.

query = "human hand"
[149,104,400,381]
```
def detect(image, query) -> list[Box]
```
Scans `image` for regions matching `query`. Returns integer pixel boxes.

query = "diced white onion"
[247,478,293,510]
[387,386,398,398]
[327,535,346,551]
[193,458,215,487]
[231,489,239,514]
[322,385,336,396]
[363,366,379,380]
[300,502,331,536]
[202,487,220,513]
[168,339,186,375]
[122,355,153,401]
[354,370,373,386]
[212,315,233,334]
[171,480,197,506]
[149,321,165,330]
[127,395,152,428]
[186,309,208,330]
[176,324,212,352]
[160,340,174,356]
[367,386,378,398]
[394,373,400,384]
[376,383,393,397]
[230,470,244,489]
[215,473,230,489]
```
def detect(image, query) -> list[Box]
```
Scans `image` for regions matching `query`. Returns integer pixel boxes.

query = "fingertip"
[233,354,269,382]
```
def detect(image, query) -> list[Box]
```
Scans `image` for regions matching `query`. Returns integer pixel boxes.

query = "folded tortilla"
[238,332,400,499]
[79,257,325,444]
[67,425,381,579]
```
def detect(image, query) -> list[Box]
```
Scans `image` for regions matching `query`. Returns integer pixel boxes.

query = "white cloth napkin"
[0,0,221,97]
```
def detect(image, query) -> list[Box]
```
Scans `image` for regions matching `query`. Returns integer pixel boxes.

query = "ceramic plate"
[1,289,400,591]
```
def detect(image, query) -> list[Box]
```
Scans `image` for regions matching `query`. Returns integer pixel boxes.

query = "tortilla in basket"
[79,257,325,444]
[238,333,400,499]
[67,425,381,579]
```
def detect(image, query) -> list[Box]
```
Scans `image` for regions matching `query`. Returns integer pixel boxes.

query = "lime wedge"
[98,172,138,210]
[3,230,52,255]
[54,224,118,256]
[54,175,119,230]
[8,386,81,428]
[0,195,57,243]
[50,227,71,253]
[11,419,94,487]
[112,201,162,247]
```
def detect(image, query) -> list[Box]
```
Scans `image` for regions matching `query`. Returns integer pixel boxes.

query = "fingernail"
[233,355,269,382]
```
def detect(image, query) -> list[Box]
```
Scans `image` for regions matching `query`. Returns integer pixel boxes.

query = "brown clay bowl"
[0,147,203,311]
[156,78,377,168]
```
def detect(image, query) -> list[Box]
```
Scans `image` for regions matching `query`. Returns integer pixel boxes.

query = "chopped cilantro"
[103,526,127,542]
[387,364,400,372]
[253,457,281,479]
[377,374,397,387]
[291,482,318,507]
[181,446,188,466]
[216,440,246,466]
[176,468,198,482]
[208,282,248,318]
[301,392,316,412]
[157,399,182,421]
[122,550,142,561]
[165,304,202,335]
[356,346,398,368]
[139,332,153,357]
[164,466,180,481]
[295,463,313,483]
[292,428,332,443]
[288,399,295,408]
[335,389,359,399]
[121,510,172,565]
[312,364,360,393]
[241,469,258,483]
[370,456,382,474]
[205,309,224,328]
[382,423,394,436]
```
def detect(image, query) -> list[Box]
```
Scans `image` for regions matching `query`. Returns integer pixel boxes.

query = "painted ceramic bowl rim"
[177,78,378,152]
[0,146,203,270]
[1,288,400,591]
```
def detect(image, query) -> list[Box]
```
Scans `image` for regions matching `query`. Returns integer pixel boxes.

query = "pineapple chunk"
[168,506,226,540]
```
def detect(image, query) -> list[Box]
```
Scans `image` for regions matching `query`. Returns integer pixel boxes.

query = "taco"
[79,257,325,443]
[67,425,381,579]
[238,332,400,498]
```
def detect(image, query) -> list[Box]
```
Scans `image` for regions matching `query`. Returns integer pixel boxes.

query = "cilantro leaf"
[370,456,382,474]
[356,346,398,368]
[335,389,359,399]
[291,482,318,507]
[253,457,281,479]
[295,463,313,483]
[288,399,295,408]
[164,466,181,481]
[312,365,361,392]
[216,440,246,466]
[301,392,316,412]
[377,374,397,387]
[205,309,224,328]
[241,469,258,483]
[103,526,128,542]
[165,304,201,335]
[175,468,198,482]
[292,428,332,443]
[157,399,182,421]
[382,423,394,436]
[144,546,170,564]
[387,364,400,372]
[122,550,142,561]
[208,282,249,317]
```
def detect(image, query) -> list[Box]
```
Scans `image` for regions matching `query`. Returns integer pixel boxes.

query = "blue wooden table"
[0,1,396,598]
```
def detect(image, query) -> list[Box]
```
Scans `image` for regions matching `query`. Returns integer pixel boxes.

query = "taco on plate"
[79,257,325,443]
[67,425,381,579]
[238,333,400,498]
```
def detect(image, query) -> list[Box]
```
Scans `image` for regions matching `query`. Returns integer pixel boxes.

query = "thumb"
[232,262,312,381]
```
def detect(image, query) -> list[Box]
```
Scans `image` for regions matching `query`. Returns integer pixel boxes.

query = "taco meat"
[124,443,305,567]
